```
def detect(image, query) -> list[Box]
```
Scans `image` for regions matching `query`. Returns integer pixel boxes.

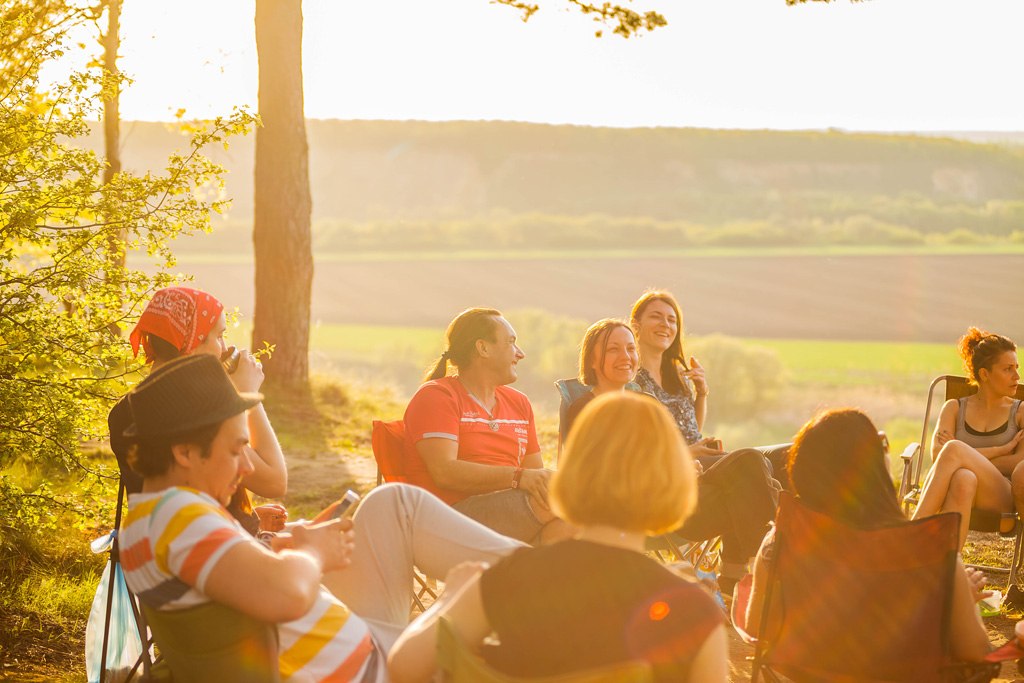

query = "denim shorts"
[453,489,544,544]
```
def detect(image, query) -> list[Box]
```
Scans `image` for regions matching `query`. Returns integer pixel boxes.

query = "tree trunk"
[102,0,120,188]
[253,0,313,389]
[100,0,123,331]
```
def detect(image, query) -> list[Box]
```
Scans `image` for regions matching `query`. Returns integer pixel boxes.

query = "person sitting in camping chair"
[744,408,995,668]
[118,353,523,682]
[109,286,289,537]
[912,327,1023,550]
[403,307,574,544]
[387,392,727,683]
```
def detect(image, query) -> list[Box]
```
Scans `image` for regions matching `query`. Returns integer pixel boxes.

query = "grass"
[235,321,963,386]
[753,338,961,389]
[0,328,981,680]
[4,367,1021,682]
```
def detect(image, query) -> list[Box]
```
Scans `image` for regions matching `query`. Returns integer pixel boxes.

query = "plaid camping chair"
[732,493,1001,683]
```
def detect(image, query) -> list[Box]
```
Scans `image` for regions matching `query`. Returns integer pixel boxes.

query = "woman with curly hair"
[912,327,1022,550]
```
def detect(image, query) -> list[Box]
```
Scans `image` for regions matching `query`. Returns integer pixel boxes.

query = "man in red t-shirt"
[404,308,573,544]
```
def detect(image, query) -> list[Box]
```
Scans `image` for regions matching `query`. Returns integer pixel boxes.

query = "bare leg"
[943,469,978,549]
[912,440,1012,549]
[1011,460,1024,520]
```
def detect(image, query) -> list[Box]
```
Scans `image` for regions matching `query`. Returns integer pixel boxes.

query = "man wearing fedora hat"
[118,353,521,682]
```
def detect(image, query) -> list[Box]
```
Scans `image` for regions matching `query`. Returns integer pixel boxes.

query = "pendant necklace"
[463,384,500,431]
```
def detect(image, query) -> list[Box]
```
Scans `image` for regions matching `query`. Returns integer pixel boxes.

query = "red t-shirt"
[403,377,540,505]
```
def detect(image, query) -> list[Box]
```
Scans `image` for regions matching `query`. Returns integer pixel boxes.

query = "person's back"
[478,539,720,681]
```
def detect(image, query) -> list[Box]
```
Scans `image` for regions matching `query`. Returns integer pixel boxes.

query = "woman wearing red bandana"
[110,286,288,535]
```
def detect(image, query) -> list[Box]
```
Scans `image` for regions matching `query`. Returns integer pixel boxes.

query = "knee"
[947,468,979,505]
[356,482,421,516]
[1011,463,1024,498]
[730,448,772,476]
[935,439,970,466]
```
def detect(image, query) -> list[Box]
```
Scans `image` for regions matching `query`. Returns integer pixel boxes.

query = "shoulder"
[496,385,534,412]
[940,398,961,418]
[152,488,234,528]
[408,378,461,411]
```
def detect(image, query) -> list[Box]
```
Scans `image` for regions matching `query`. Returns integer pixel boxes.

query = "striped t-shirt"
[120,487,378,682]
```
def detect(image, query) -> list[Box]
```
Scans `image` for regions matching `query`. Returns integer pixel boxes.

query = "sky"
[57,0,1024,131]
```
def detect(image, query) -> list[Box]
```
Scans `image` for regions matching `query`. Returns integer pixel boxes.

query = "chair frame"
[371,419,440,612]
[740,494,999,683]
[898,374,1024,588]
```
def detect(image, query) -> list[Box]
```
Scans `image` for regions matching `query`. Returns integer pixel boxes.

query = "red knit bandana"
[129,287,224,361]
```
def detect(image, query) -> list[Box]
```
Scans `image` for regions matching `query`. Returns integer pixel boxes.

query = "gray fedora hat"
[123,354,263,440]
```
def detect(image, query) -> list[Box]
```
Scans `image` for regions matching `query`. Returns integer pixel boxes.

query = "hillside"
[82,121,1024,227]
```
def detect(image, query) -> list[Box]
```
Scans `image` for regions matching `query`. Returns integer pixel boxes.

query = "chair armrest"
[900,443,920,462]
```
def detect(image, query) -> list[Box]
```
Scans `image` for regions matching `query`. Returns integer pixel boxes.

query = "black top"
[563,390,596,440]
[479,539,722,681]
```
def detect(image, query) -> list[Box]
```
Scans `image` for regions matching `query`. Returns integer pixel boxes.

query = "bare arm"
[744,543,770,639]
[229,352,287,498]
[949,558,992,661]
[681,357,708,432]
[417,439,551,504]
[417,438,520,495]
[688,624,728,683]
[241,405,288,498]
[203,519,354,624]
[388,564,491,683]
[938,398,1024,462]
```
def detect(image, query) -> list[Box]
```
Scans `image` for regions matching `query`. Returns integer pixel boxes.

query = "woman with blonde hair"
[387,391,728,683]
[912,327,1022,550]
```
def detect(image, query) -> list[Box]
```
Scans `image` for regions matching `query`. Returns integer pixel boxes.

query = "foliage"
[177,209,1024,258]
[493,0,665,38]
[0,9,255,534]
[688,335,785,423]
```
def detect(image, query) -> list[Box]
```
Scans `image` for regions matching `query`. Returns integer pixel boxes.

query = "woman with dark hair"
[912,327,1022,549]
[627,290,781,592]
[745,409,993,662]
[108,286,287,535]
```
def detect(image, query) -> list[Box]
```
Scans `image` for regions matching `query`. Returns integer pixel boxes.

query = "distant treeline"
[181,209,1024,254]
[86,120,1024,225]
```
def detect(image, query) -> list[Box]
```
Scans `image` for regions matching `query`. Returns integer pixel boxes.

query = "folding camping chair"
[898,375,1024,588]
[554,377,721,569]
[141,601,279,683]
[93,481,155,683]
[370,419,440,611]
[436,616,653,683]
[732,493,1000,683]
